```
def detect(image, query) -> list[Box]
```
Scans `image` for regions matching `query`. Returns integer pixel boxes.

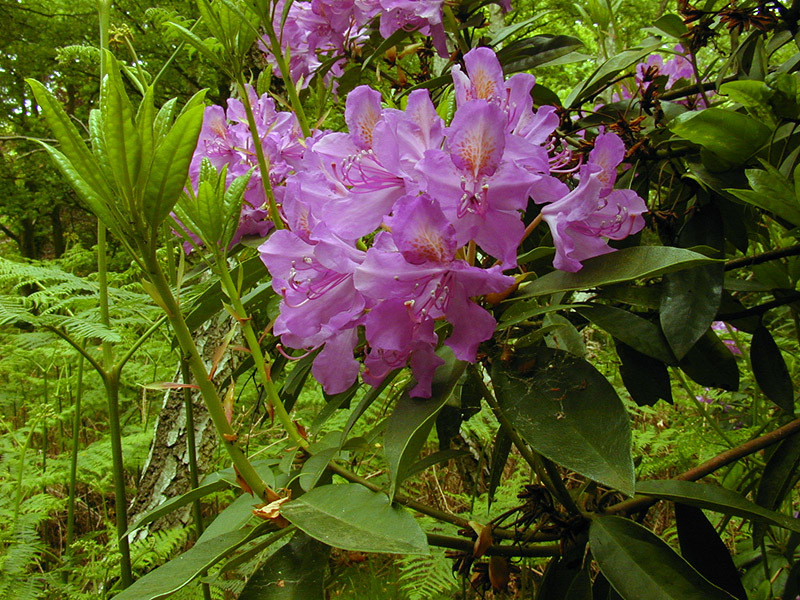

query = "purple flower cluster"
[188,85,308,247]
[261,0,513,87]
[256,48,647,396]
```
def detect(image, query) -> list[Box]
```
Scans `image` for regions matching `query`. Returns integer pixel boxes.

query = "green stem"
[65,350,85,574]
[12,414,43,529]
[234,73,284,229]
[179,358,212,600]
[143,255,277,503]
[98,221,132,587]
[214,251,307,449]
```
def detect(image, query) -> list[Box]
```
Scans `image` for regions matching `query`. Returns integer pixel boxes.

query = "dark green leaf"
[754,432,800,546]
[405,449,470,480]
[197,493,257,544]
[491,347,634,496]
[520,247,717,297]
[590,516,737,599]
[543,313,585,357]
[100,64,142,199]
[659,264,724,360]
[578,305,675,364]
[751,324,795,413]
[488,428,512,509]
[636,480,800,533]
[782,561,800,600]
[678,328,739,391]
[670,108,771,166]
[238,532,329,600]
[728,163,800,227]
[115,526,265,599]
[536,558,591,600]
[615,341,673,406]
[281,483,428,554]
[124,478,228,538]
[384,347,464,498]
[676,503,748,600]
[497,35,586,73]
[651,14,688,38]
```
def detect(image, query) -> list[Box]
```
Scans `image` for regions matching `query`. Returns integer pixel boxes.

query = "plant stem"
[675,369,736,447]
[143,256,279,503]
[426,533,560,557]
[179,358,212,600]
[214,251,307,449]
[64,350,85,583]
[605,416,800,515]
[233,73,284,230]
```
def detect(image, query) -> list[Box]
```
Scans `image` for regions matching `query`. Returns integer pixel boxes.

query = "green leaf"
[238,532,329,600]
[519,247,717,297]
[143,100,205,230]
[281,483,429,554]
[491,347,635,496]
[678,328,739,391]
[651,14,688,38]
[675,504,748,600]
[384,347,464,498]
[37,144,119,236]
[26,79,113,201]
[100,64,142,200]
[590,516,737,599]
[114,526,266,599]
[751,324,795,413]
[543,313,585,356]
[659,264,724,360]
[488,428,512,509]
[123,478,229,538]
[198,493,257,544]
[565,41,662,108]
[615,341,673,406]
[670,108,771,167]
[753,432,800,546]
[728,163,800,226]
[636,480,800,533]
[496,34,585,74]
[578,305,675,364]
[536,558,591,600]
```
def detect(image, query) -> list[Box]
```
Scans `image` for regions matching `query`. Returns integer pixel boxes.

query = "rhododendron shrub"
[31,0,800,597]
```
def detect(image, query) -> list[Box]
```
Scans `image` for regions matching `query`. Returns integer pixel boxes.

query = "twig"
[426,533,560,557]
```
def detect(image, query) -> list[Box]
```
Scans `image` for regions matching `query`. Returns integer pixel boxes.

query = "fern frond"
[55,44,101,65]
[397,550,457,600]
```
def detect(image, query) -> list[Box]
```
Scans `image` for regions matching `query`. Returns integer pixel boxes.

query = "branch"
[717,291,800,320]
[426,533,561,557]
[605,417,800,515]
[44,326,106,379]
[725,244,800,271]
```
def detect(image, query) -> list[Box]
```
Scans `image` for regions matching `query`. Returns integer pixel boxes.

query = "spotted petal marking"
[345,85,383,150]
[448,100,506,179]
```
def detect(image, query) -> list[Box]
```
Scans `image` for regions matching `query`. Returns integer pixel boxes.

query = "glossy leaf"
[238,532,329,600]
[497,34,586,73]
[590,516,737,600]
[536,558,591,600]
[197,493,257,544]
[728,163,800,227]
[384,347,464,498]
[659,264,724,360]
[123,478,228,538]
[519,247,717,298]
[281,483,428,554]
[754,432,800,546]
[676,503,748,600]
[670,108,771,166]
[616,341,673,406]
[115,526,265,600]
[636,480,800,533]
[751,324,795,413]
[678,328,739,391]
[143,99,205,229]
[543,313,585,356]
[100,64,142,199]
[491,347,634,496]
[578,305,675,364]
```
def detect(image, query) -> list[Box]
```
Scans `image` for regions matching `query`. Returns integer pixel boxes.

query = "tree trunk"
[129,320,240,535]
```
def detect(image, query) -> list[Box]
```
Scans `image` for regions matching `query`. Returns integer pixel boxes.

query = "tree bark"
[129,320,240,535]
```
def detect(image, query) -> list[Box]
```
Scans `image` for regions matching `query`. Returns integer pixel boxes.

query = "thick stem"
[104,372,132,587]
[605,417,800,515]
[426,533,560,557]
[215,252,307,449]
[143,257,278,503]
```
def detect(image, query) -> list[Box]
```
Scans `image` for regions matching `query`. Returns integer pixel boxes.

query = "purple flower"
[353,195,513,394]
[539,133,648,272]
[378,0,448,57]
